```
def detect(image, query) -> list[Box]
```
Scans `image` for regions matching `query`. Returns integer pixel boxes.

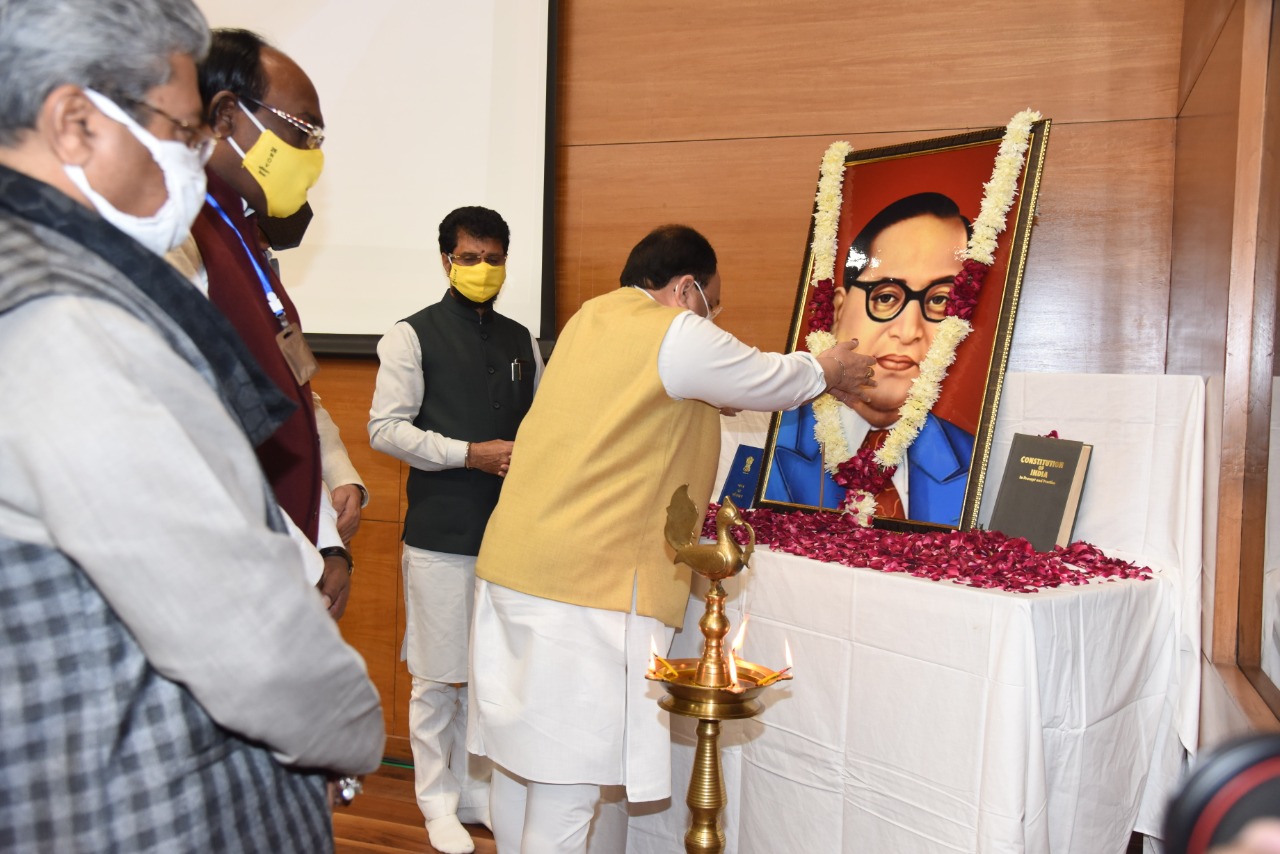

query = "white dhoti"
[468,579,675,802]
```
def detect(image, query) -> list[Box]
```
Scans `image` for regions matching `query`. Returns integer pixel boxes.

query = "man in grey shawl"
[0,1,384,851]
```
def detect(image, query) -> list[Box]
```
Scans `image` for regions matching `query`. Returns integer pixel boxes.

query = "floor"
[334,761,1150,853]
[333,762,495,854]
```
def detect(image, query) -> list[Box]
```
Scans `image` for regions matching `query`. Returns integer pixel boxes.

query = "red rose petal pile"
[702,505,1151,593]
[946,259,989,321]
[806,279,836,334]
[833,447,896,495]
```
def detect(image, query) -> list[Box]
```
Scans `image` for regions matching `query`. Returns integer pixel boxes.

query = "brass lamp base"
[651,661,787,854]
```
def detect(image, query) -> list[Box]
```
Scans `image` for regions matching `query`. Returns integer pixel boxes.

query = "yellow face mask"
[450,262,506,303]
[229,102,324,217]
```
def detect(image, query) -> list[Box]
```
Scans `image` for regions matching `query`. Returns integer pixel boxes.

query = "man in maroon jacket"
[174,28,359,615]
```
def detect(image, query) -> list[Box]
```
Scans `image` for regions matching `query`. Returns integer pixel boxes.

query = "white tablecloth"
[628,373,1204,854]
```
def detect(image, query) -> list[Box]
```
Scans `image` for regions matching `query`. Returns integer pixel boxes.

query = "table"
[627,373,1204,853]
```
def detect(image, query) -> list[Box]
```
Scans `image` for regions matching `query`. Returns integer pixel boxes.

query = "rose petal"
[703,504,1152,591]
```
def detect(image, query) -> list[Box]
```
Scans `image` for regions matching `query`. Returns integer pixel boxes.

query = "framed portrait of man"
[757,120,1050,531]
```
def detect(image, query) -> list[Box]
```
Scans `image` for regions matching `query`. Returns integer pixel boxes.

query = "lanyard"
[205,193,289,328]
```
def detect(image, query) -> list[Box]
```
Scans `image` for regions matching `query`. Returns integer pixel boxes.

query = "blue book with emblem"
[720,444,764,508]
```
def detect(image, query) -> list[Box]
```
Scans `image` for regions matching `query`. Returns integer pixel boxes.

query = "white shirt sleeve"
[656,311,827,411]
[313,483,343,551]
[368,321,468,469]
[313,392,368,505]
[530,328,546,389]
[368,320,543,469]
[282,503,325,586]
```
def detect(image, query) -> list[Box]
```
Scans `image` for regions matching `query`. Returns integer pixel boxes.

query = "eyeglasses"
[241,96,325,149]
[448,252,508,267]
[122,97,216,161]
[846,279,951,323]
[692,279,723,322]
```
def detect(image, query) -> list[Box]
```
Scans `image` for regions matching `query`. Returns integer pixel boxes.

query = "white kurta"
[404,547,476,681]
[468,307,827,802]
[469,580,674,802]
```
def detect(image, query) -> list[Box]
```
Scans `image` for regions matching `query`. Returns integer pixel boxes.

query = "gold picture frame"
[756,120,1050,531]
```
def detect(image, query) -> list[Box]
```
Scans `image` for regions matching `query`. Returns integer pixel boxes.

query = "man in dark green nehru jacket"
[368,205,542,854]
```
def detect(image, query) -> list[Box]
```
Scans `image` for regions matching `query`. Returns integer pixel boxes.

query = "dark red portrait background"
[796,137,1027,435]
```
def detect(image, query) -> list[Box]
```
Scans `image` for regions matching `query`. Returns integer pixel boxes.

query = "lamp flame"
[731,615,750,655]
[785,638,793,671]
[649,638,658,674]
[726,650,739,688]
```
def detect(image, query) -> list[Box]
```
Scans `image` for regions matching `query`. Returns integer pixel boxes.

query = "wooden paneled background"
[322,0,1280,750]
[312,359,412,757]
[553,0,1181,374]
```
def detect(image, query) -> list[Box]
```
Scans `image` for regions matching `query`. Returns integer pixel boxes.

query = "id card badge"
[276,322,318,386]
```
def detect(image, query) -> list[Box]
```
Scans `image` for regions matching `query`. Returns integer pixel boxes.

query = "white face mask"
[62,88,208,257]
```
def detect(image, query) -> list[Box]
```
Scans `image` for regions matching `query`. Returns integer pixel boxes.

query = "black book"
[988,433,1092,552]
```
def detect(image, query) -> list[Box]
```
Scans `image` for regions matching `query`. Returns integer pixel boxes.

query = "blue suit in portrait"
[763,402,974,526]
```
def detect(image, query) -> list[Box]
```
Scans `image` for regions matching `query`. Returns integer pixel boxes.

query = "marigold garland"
[802,109,1041,523]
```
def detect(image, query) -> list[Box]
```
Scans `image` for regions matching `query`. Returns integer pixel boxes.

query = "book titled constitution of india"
[720,445,764,509]
[989,433,1092,551]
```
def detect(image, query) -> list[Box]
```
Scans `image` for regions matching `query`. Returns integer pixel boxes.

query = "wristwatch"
[335,775,362,806]
[319,546,354,575]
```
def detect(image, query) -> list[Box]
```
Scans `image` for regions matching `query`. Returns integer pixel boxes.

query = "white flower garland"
[810,141,853,285]
[966,109,1040,265]
[873,316,971,467]
[846,491,877,526]
[804,109,1041,516]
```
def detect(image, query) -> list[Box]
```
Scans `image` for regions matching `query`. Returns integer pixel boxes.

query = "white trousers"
[490,764,629,854]
[403,546,489,821]
[410,677,490,822]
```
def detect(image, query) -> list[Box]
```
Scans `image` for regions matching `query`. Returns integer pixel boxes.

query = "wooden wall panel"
[1169,3,1246,669]
[557,134,841,353]
[556,119,1175,372]
[559,0,1182,147]
[1166,0,1280,733]
[312,358,410,743]
[1180,0,1240,110]
[555,0,1184,380]
[1009,119,1175,374]
[311,357,400,524]
[340,519,403,738]
[1239,0,1280,682]
[1166,6,1242,379]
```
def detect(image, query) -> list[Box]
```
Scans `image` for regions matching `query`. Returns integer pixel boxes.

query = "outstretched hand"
[816,339,877,407]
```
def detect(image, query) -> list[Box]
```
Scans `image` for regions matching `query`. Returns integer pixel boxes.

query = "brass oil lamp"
[647,488,793,854]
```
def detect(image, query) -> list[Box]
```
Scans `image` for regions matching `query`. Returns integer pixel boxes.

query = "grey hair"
[0,0,210,146]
